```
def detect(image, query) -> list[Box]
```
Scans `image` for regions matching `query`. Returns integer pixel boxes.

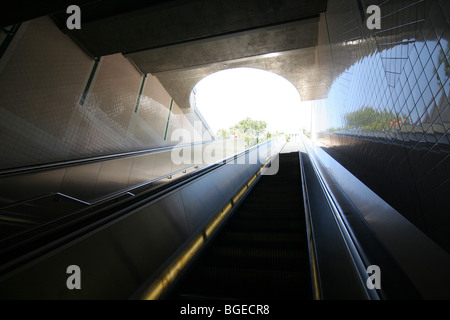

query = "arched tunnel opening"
[188,67,304,141]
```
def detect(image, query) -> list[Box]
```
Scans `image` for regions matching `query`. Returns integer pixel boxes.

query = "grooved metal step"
[201,246,305,271]
[181,266,311,299]
[226,218,303,233]
[235,209,302,220]
[217,231,303,247]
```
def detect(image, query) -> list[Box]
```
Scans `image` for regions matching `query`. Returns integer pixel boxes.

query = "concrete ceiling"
[6,0,414,113]
[150,44,324,110]
[126,18,320,74]
[10,0,330,109]
[51,0,327,57]
[125,16,327,108]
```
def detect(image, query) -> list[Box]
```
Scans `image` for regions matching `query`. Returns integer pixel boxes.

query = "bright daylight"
[192,67,309,144]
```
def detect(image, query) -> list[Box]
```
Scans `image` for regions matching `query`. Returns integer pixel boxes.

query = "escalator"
[167,152,312,300]
[1,137,445,299]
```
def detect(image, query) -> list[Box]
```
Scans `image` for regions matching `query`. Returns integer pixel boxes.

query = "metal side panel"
[91,157,134,201]
[0,190,190,299]
[126,153,157,188]
[180,173,227,233]
[0,168,67,205]
[180,160,259,233]
[59,162,102,202]
[301,152,369,299]
[213,163,245,197]
[309,143,450,299]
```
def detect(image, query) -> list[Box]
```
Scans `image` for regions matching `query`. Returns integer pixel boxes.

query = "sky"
[192,67,310,135]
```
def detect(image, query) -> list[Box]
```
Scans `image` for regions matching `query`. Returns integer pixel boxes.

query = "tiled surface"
[0,17,208,170]
[314,0,450,253]
[0,18,92,168]
[86,54,141,132]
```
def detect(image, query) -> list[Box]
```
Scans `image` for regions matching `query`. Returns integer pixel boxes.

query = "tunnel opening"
[189,67,306,142]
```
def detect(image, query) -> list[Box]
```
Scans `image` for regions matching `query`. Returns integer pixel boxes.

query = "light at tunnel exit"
[190,67,310,136]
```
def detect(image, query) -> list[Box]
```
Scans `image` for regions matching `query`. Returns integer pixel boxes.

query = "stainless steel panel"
[60,162,102,202]
[301,151,369,299]
[180,173,225,232]
[308,139,450,299]
[213,163,244,198]
[0,190,190,299]
[0,168,66,204]
[127,153,157,187]
[153,150,175,179]
[0,193,89,241]
[167,145,199,173]
[92,158,134,201]
[97,191,190,281]
[180,147,262,232]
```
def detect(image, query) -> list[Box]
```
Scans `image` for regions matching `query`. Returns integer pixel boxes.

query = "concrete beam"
[154,45,327,110]
[57,0,327,57]
[126,17,320,74]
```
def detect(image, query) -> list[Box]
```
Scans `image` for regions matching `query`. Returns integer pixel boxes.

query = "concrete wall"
[0,16,211,171]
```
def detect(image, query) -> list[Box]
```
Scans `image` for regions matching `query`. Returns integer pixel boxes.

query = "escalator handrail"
[0,138,227,177]
[0,163,200,211]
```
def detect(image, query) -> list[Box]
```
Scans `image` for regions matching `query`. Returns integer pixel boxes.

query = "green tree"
[436,42,450,86]
[217,117,270,147]
[342,106,409,131]
[251,120,267,144]
[217,129,229,139]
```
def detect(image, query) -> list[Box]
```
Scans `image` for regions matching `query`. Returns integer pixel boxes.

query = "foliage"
[216,117,282,147]
[437,42,450,84]
[341,106,410,131]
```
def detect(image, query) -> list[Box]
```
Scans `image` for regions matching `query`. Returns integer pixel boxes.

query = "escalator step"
[244,195,301,201]
[199,246,306,271]
[237,205,302,213]
[234,209,301,220]
[177,266,311,300]
[249,180,300,185]
[226,219,304,233]
[216,231,303,247]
